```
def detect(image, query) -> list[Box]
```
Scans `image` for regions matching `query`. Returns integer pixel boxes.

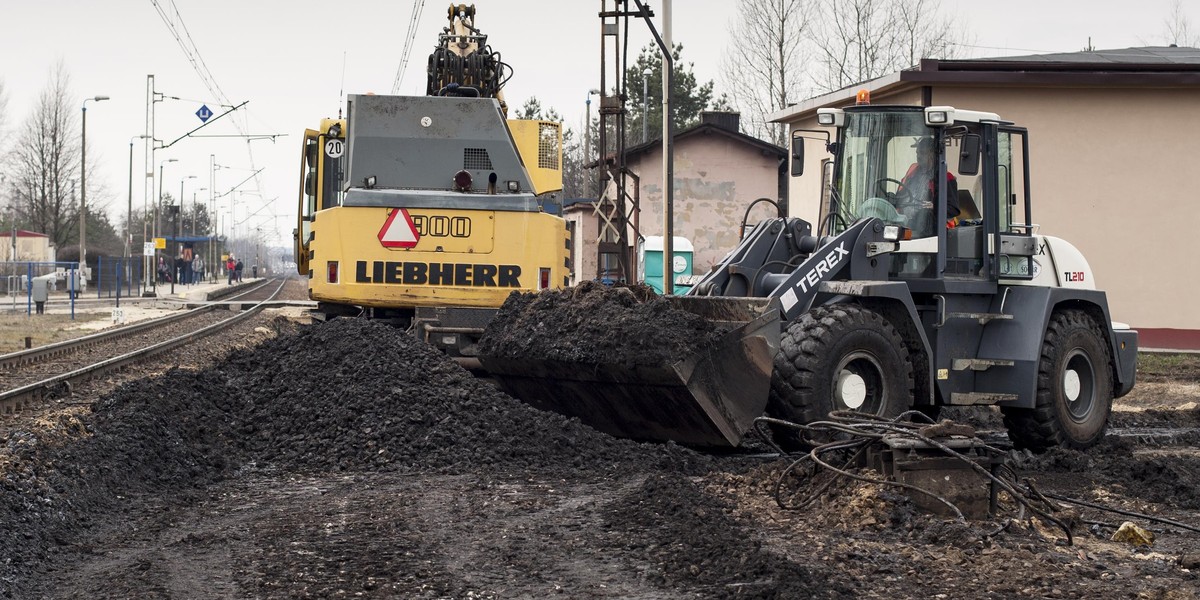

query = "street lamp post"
[80,95,109,276]
[191,187,206,235]
[153,158,177,295]
[585,89,600,165]
[172,175,197,294]
[128,134,148,294]
[642,68,652,143]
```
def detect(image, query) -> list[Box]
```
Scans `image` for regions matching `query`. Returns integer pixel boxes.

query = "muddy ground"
[0,296,1198,598]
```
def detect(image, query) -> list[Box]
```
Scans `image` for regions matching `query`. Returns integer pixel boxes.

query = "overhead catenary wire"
[392,0,428,94]
[151,0,274,228]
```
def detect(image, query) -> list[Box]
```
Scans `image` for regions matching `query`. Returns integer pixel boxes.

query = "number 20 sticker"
[325,139,344,158]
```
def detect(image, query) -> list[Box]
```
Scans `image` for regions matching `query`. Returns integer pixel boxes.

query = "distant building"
[770,46,1200,350]
[564,111,786,286]
[0,230,55,263]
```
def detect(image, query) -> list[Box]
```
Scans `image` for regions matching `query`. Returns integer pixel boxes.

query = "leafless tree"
[8,62,83,249]
[720,0,811,146]
[893,0,967,67]
[0,78,9,148]
[809,0,966,93]
[1163,0,1200,47]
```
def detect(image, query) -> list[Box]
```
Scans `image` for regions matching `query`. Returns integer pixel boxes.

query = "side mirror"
[305,141,318,168]
[790,136,804,177]
[304,172,316,197]
[959,134,981,176]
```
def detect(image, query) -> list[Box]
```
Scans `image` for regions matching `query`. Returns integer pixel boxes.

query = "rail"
[0,278,286,414]
[0,279,274,370]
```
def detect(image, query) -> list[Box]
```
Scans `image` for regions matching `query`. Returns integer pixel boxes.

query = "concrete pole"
[80,96,108,275]
[661,0,673,294]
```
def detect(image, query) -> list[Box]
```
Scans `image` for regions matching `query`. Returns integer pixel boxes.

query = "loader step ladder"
[950,392,1019,405]
[933,295,1015,328]
[943,311,1013,326]
[952,358,1014,371]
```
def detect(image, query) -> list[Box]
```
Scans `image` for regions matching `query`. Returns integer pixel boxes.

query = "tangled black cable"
[757,411,1200,545]
[756,411,1075,543]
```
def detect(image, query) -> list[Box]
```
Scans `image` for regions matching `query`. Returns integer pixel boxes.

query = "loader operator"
[896,137,960,237]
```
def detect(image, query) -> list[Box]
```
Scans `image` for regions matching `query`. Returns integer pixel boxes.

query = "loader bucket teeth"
[480,303,780,448]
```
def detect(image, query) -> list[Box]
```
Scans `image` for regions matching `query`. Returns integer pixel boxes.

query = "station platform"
[1,277,274,325]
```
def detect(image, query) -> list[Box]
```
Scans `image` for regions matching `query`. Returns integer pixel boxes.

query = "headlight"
[882,226,911,241]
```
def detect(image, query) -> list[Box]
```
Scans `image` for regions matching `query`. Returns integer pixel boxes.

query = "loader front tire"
[767,305,913,449]
[1002,310,1113,451]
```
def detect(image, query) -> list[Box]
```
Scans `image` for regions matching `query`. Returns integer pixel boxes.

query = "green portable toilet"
[638,236,694,294]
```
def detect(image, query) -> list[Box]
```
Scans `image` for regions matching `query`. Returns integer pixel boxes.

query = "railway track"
[0,278,294,414]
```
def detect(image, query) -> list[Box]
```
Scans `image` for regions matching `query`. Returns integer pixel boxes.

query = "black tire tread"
[1002,309,1114,451]
[768,305,914,427]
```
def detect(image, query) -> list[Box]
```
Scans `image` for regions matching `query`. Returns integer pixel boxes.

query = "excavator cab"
[294,119,345,279]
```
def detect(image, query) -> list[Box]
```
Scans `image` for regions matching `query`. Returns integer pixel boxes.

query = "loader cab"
[810,104,1034,288]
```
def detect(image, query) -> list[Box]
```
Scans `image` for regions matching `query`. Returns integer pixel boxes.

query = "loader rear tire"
[767,305,914,449]
[1002,310,1113,451]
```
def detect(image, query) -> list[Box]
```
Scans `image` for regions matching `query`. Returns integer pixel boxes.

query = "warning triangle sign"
[378,208,420,248]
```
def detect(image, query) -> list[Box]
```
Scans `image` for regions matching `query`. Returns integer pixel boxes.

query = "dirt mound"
[1110,406,1200,428]
[5,317,1198,598]
[599,472,845,599]
[478,281,725,367]
[225,318,711,476]
[1016,436,1200,509]
[0,318,715,595]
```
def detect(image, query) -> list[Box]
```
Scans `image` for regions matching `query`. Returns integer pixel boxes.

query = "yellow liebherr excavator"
[294,4,570,361]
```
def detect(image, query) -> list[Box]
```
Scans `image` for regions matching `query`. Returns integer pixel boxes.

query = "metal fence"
[93,257,146,299]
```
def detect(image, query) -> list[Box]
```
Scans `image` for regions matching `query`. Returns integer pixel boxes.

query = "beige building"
[770,46,1200,350]
[0,230,55,263]
[564,112,785,285]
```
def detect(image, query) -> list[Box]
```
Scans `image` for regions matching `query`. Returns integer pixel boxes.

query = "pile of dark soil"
[1015,435,1200,509]
[4,315,1198,598]
[478,281,725,367]
[1,318,841,597]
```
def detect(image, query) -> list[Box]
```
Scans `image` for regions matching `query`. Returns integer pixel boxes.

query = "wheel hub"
[834,351,884,413]
[1063,349,1096,422]
[837,370,867,409]
[1063,369,1081,401]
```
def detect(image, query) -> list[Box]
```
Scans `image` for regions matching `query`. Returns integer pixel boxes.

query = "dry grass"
[0,312,109,354]
[1137,352,1200,376]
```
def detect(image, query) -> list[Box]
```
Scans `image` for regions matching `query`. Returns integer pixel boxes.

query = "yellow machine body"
[295,100,569,321]
[308,206,569,309]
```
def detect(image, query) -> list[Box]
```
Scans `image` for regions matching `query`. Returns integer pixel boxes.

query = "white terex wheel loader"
[482,103,1136,451]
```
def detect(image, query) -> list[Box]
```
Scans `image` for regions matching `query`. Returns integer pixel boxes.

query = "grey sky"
[0,0,1189,249]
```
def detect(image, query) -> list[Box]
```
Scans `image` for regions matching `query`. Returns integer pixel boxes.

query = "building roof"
[975,45,1200,65]
[624,122,785,162]
[770,46,1200,123]
[15,230,48,238]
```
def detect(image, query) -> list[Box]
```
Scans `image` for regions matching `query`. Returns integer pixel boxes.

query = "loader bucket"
[480,298,780,448]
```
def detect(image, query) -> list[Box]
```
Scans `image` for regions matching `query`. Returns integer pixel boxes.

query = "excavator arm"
[427,3,510,113]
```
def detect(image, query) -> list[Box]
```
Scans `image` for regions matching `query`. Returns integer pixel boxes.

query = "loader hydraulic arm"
[689,217,892,321]
[689,218,815,298]
[762,219,891,320]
